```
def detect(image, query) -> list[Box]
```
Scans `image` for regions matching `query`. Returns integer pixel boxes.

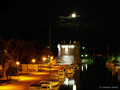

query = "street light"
[43,57,47,61]
[16,61,20,77]
[85,54,88,57]
[16,61,20,66]
[32,59,36,64]
[50,56,53,60]
[49,56,53,80]
[82,47,85,49]
[42,57,46,66]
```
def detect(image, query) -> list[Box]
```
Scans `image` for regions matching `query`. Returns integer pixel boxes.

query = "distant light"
[57,44,60,50]
[71,13,76,18]
[64,77,68,86]
[85,64,88,70]
[57,44,61,56]
[82,47,85,49]
[81,55,84,57]
[74,41,76,44]
[42,57,46,61]
[64,78,75,86]
[32,59,36,64]
[50,56,54,60]
[85,54,88,57]
[61,45,75,55]
[16,61,20,65]
[61,45,75,48]
[48,55,50,57]
[73,85,76,90]
[81,66,83,71]
[68,79,75,85]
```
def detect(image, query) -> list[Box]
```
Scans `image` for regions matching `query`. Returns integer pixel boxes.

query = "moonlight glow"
[71,13,76,18]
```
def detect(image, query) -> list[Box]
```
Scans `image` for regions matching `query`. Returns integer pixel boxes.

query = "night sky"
[0,1,120,48]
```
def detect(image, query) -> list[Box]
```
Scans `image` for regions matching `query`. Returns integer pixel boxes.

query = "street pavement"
[0,72,50,90]
[0,65,66,90]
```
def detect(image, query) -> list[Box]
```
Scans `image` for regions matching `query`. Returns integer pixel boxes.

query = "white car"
[39,80,60,90]
[39,81,51,90]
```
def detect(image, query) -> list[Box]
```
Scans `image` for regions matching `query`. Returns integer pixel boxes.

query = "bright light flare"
[73,85,76,90]
[68,79,75,85]
[61,45,75,48]
[64,77,68,86]
[16,61,20,65]
[32,59,36,64]
[50,56,54,60]
[71,13,76,18]
[43,57,46,61]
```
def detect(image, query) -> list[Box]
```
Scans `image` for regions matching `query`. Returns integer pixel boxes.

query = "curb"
[0,78,20,86]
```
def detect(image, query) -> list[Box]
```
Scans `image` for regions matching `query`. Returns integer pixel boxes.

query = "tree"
[6,63,19,80]
[7,38,18,61]
[7,39,36,63]
[0,36,7,78]
[7,38,52,64]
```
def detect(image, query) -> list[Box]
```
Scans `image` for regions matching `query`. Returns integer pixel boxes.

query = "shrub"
[6,65,19,80]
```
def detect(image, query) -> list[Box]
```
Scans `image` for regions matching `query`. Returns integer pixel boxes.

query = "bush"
[6,65,19,80]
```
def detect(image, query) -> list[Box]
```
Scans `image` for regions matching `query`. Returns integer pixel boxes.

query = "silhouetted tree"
[0,36,8,78]
[6,63,19,80]
[7,39,51,64]
[7,39,36,63]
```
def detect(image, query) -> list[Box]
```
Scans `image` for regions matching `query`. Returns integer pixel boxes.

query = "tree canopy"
[0,36,7,65]
[7,38,50,64]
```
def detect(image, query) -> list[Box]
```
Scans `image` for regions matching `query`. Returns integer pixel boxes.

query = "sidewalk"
[0,72,50,90]
[0,65,67,90]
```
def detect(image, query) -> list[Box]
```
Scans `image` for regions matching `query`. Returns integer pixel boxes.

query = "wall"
[57,41,81,64]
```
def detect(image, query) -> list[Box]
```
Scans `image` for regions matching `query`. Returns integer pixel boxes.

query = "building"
[57,41,81,64]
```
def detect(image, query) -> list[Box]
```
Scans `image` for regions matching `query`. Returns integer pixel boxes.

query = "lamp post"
[16,61,20,66]
[42,57,46,66]
[16,61,20,77]
[49,56,54,80]
[32,59,36,64]
[50,56,53,61]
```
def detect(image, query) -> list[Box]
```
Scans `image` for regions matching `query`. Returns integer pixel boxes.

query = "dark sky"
[0,0,120,47]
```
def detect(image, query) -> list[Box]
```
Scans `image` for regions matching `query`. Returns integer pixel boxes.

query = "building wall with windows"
[57,41,81,64]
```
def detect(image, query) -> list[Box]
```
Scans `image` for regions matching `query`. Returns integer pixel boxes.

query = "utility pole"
[49,26,51,56]
[49,26,51,81]
[107,44,109,60]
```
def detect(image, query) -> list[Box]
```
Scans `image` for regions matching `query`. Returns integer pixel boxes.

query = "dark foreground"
[60,58,120,90]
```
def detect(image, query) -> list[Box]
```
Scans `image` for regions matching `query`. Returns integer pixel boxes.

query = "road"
[0,72,50,90]
[0,65,66,90]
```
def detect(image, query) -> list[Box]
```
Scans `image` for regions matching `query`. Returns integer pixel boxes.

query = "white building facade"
[57,41,81,64]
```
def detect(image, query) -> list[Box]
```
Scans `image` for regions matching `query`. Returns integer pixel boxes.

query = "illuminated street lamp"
[42,57,46,66]
[49,56,54,80]
[16,61,20,66]
[16,61,20,76]
[50,56,53,60]
[43,57,47,61]
[85,54,88,57]
[32,59,36,64]
[81,55,84,57]
[82,47,85,49]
